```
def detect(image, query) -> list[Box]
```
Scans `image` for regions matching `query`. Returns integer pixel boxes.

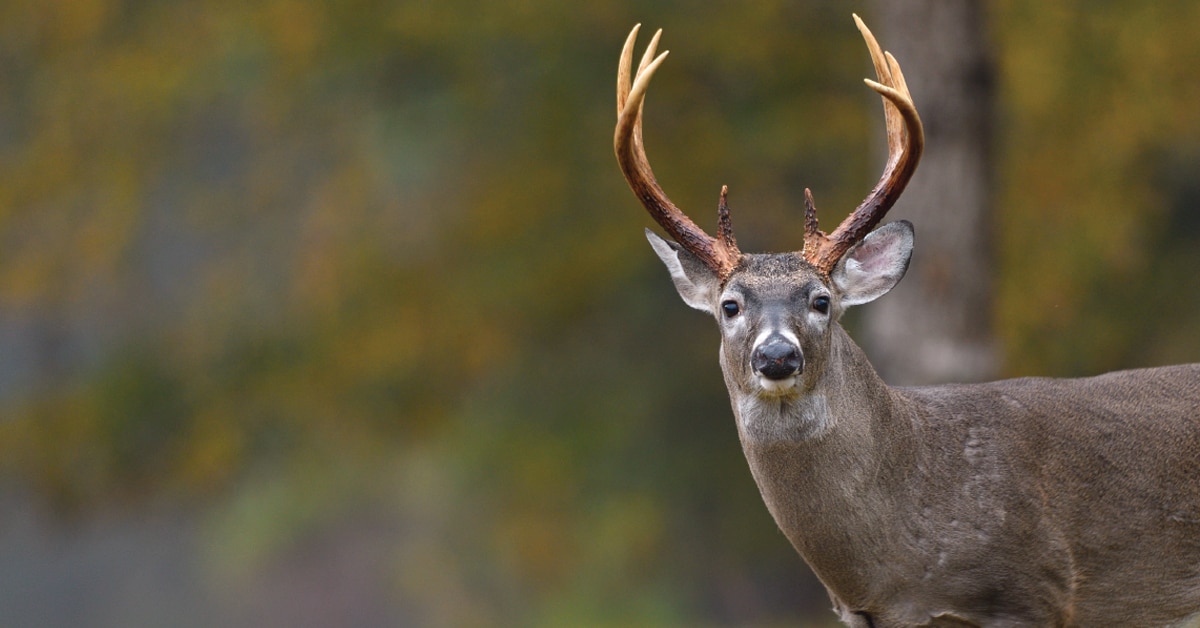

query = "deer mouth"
[754,373,799,396]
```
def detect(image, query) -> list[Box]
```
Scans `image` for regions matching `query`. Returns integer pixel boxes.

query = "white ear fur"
[831,220,914,307]
[645,229,720,312]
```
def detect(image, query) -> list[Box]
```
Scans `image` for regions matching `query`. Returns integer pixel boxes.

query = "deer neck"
[732,325,918,600]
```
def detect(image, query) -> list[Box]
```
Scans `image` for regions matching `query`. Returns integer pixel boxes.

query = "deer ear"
[646,229,720,312]
[831,220,914,307]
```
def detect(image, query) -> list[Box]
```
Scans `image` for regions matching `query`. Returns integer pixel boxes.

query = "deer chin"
[754,374,799,396]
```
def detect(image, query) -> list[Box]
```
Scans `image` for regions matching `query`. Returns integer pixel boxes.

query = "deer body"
[616,17,1200,627]
[740,324,1200,626]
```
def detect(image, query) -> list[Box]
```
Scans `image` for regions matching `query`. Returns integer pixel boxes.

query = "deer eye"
[811,295,830,314]
[721,300,741,318]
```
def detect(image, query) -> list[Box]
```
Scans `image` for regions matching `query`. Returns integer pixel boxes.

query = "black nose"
[752,339,803,380]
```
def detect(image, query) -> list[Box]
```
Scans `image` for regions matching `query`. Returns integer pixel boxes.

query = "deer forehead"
[726,253,829,303]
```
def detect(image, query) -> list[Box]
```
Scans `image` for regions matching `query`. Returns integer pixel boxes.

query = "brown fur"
[650,237,1200,627]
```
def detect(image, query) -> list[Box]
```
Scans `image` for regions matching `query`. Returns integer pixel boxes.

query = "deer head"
[615,15,923,441]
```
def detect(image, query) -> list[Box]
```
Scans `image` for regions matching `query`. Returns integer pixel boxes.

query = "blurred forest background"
[1,0,1199,626]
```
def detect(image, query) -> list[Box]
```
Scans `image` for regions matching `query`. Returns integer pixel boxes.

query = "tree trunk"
[862,0,998,385]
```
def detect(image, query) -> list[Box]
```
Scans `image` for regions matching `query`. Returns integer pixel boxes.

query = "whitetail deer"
[615,15,1200,627]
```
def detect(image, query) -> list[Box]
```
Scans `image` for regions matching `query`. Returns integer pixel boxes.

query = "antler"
[615,25,741,281]
[802,14,925,274]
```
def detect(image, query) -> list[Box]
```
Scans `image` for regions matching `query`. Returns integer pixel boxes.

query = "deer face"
[647,221,915,401]
[717,256,834,398]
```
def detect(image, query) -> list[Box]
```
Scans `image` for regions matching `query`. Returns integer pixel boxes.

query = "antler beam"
[615,25,741,281]
[802,14,925,274]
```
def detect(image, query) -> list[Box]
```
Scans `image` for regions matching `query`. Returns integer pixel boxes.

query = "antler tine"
[615,26,741,281]
[803,15,925,274]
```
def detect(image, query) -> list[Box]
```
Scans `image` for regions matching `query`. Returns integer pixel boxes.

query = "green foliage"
[995,0,1200,374]
[0,0,1198,624]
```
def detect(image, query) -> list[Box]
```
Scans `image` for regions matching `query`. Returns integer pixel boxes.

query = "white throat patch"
[737,392,831,443]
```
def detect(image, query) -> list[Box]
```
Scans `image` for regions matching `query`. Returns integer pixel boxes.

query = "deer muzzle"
[752,336,804,381]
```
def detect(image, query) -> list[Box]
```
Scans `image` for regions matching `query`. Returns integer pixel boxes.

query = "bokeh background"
[1,0,1199,626]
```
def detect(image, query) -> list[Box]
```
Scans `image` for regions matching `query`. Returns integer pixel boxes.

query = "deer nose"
[752,338,803,380]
